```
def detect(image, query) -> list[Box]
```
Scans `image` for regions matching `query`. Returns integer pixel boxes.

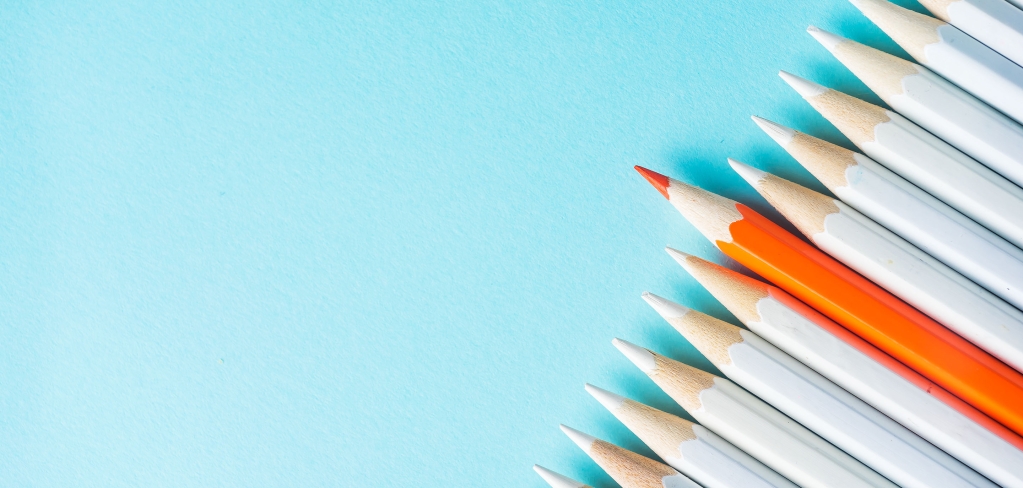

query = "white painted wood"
[925,24,1023,124]
[888,69,1023,188]
[693,379,895,488]
[860,110,1023,248]
[945,0,1023,67]
[748,295,1023,487]
[671,426,794,488]
[721,331,991,488]
[834,153,1023,309]
[812,202,1023,370]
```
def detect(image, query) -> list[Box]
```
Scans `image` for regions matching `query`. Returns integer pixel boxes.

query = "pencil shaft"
[720,204,1023,435]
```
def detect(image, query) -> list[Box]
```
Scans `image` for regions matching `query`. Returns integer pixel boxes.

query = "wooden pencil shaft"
[761,119,1023,311]
[750,292,1023,488]
[720,205,1023,435]
[675,252,1023,487]
[693,378,895,488]
[797,82,1023,249]
[918,0,1023,75]
[721,330,991,488]
[817,31,1023,188]
[853,0,1023,124]
[745,167,1023,372]
[660,288,990,488]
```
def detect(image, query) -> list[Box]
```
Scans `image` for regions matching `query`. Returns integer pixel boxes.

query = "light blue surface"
[0,1,927,486]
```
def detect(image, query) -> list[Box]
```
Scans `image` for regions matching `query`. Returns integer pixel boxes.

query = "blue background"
[0,1,927,486]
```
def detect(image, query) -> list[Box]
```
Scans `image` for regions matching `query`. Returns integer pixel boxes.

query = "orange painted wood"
[717,204,1023,436]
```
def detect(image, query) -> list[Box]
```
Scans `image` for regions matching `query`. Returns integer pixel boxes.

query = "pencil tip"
[612,338,658,373]
[751,116,796,147]
[664,246,695,269]
[585,384,627,412]
[807,25,845,51]
[728,159,767,188]
[634,165,671,199]
[560,425,597,453]
[779,71,828,98]
[642,291,691,320]
[533,465,588,488]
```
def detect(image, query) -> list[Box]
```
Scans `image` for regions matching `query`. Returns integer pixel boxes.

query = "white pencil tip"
[533,465,587,488]
[641,291,691,319]
[751,116,796,147]
[807,25,845,51]
[612,338,658,373]
[779,71,828,98]
[560,425,597,453]
[585,384,627,412]
[728,159,767,188]
[665,246,694,269]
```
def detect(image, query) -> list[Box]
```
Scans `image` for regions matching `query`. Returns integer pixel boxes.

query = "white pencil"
[642,291,993,488]
[779,71,1023,248]
[751,115,1023,311]
[612,338,897,488]
[559,425,701,488]
[849,0,1023,124]
[807,26,1023,188]
[666,249,1023,487]
[534,465,592,488]
[729,158,1023,371]
[585,384,797,488]
[915,0,1023,67]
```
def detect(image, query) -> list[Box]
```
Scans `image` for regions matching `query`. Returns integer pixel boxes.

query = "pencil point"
[533,465,588,488]
[635,166,671,199]
[728,159,767,188]
[807,25,845,51]
[585,384,627,412]
[642,291,691,320]
[751,116,796,147]
[779,71,828,98]
[560,425,597,453]
[665,246,695,271]
[612,338,657,373]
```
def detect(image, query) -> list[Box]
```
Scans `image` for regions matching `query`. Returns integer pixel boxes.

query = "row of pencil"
[536,0,1023,486]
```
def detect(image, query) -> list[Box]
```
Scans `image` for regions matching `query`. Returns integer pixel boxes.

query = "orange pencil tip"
[635,166,670,199]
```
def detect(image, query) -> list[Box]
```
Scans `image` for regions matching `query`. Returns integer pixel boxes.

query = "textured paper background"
[0,0,923,485]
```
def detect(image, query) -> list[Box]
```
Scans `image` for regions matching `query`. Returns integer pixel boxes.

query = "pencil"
[585,384,797,488]
[666,249,1023,487]
[806,26,1023,188]
[750,115,1023,312]
[779,71,1023,249]
[635,165,1023,436]
[913,0,1023,70]
[642,291,993,488]
[612,338,896,488]
[730,158,1023,372]
[533,465,592,488]
[559,425,701,488]
[849,0,1023,124]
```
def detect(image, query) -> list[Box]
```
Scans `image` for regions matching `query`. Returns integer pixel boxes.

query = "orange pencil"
[635,165,1023,436]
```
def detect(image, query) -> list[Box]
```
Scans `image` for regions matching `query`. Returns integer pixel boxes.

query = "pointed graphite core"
[560,425,597,452]
[779,71,828,98]
[642,292,691,320]
[807,25,845,51]
[585,383,627,412]
[751,116,796,147]
[612,338,658,373]
[533,465,588,488]
[635,165,671,199]
[728,159,768,188]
